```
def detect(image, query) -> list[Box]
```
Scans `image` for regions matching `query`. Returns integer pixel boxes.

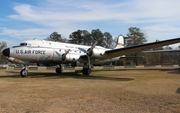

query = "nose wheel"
[20,68,28,77]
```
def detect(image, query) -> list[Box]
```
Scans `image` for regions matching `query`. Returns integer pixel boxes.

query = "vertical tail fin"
[115,35,124,49]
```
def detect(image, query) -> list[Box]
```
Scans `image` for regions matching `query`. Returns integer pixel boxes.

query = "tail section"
[115,35,124,49]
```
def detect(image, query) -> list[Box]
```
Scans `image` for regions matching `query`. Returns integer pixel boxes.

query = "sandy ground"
[0,68,180,113]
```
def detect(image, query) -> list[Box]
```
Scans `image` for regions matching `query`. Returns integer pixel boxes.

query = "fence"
[0,64,179,71]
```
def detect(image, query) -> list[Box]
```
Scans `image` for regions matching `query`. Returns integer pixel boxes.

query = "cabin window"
[27,43,31,46]
[20,43,27,46]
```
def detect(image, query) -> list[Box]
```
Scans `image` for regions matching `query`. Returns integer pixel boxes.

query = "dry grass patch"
[0,68,179,113]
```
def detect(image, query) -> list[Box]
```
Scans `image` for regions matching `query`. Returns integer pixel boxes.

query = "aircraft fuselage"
[4,39,119,65]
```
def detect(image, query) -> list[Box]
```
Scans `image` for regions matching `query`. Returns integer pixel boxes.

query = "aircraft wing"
[101,37,180,59]
[79,37,180,61]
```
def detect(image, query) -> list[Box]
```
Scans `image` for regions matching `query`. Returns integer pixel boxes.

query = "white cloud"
[144,25,180,41]
[0,28,50,40]
[1,0,180,46]
[9,0,180,24]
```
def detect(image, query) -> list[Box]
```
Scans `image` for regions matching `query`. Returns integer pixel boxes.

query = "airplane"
[2,35,180,77]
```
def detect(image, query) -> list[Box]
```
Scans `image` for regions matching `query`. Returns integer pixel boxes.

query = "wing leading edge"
[101,37,180,60]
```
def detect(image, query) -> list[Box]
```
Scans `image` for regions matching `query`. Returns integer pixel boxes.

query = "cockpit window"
[20,43,27,46]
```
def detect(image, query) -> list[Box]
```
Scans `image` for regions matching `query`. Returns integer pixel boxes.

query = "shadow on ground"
[0,71,134,82]
[167,68,180,74]
[176,87,180,94]
[151,68,180,74]
[0,71,20,78]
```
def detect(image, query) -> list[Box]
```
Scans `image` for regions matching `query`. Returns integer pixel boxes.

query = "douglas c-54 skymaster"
[2,35,180,77]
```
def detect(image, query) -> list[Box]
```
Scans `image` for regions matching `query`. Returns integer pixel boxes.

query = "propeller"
[78,48,87,54]
[55,51,62,59]
[78,41,98,56]
[88,41,98,53]
[63,49,70,57]
[55,49,70,61]
[78,41,98,69]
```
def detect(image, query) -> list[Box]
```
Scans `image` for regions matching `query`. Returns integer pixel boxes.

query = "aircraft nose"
[2,48,10,57]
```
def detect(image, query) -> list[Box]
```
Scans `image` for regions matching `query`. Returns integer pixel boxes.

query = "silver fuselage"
[7,39,120,65]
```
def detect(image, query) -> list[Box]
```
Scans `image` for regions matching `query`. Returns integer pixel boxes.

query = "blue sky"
[1,0,180,48]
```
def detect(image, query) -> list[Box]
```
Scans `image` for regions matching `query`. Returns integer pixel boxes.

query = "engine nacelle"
[62,54,80,62]
[88,48,105,58]
[7,57,28,64]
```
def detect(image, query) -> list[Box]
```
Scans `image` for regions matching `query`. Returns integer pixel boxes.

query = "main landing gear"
[82,55,92,76]
[82,63,92,76]
[55,65,63,74]
[55,63,92,76]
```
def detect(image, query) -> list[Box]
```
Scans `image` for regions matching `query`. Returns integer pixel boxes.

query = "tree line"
[45,27,147,49]
[46,29,115,49]
[0,41,7,63]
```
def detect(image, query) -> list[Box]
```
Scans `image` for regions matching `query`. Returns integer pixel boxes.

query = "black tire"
[56,67,62,74]
[82,68,86,75]
[82,68,91,76]
[20,69,28,78]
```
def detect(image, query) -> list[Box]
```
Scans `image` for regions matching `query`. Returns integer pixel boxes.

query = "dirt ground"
[0,68,180,113]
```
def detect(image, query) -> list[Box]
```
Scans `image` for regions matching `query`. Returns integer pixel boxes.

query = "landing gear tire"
[82,68,91,76]
[56,67,62,74]
[20,68,28,78]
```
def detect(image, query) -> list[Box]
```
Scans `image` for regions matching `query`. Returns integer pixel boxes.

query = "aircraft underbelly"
[91,57,120,65]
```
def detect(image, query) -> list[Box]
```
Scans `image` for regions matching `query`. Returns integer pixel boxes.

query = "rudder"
[115,35,124,49]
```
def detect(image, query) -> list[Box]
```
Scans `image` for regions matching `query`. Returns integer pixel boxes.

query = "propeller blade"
[55,51,62,59]
[88,41,98,53]
[78,48,87,53]
[79,41,98,56]
[63,49,70,57]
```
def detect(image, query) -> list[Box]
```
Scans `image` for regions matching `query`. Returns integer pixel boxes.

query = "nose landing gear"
[20,68,28,77]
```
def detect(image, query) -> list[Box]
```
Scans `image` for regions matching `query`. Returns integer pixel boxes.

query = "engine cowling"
[7,57,28,64]
[62,54,80,62]
[88,48,105,58]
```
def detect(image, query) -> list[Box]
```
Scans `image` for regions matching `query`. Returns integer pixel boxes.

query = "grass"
[0,68,180,112]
